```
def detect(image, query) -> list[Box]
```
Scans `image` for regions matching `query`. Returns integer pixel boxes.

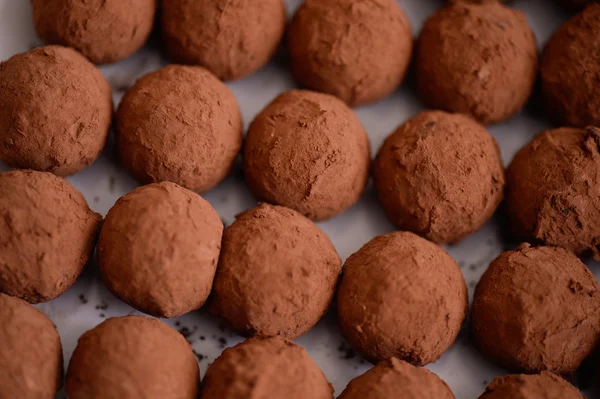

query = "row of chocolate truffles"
[0,296,589,399]
[2,2,599,180]
[1,169,599,379]
[1,79,599,250]
[28,0,600,128]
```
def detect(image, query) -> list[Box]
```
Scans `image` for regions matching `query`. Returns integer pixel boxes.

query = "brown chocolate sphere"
[472,244,600,375]
[209,203,341,340]
[478,372,583,399]
[416,3,538,124]
[0,170,101,303]
[0,293,63,399]
[97,182,223,318]
[338,231,468,365]
[32,0,157,64]
[338,358,455,399]
[506,127,600,258]
[66,316,199,399]
[541,5,600,127]
[116,65,242,193]
[288,0,413,106]
[244,90,370,221]
[373,111,504,244]
[0,46,112,175]
[200,337,333,399]
[161,0,286,81]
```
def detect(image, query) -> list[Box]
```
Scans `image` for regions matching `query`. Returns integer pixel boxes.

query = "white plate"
[0,1,597,398]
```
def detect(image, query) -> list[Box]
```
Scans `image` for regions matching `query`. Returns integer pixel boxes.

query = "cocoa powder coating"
[0,46,112,176]
[416,3,538,124]
[116,65,242,193]
[161,0,286,81]
[97,182,223,318]
[288,0,413,106]
[506,127,600,258]
[0,293,63,399]
[32,0,157,64]
[541,4,600,127]
[244,90,370,221]
[373,111,505,244]
[66,316,199,399]
[338,358,455,399]
[200,337,333,399]
[471,244,600,375]
[209,203,342,340]
[478,372,584,399]
[0,170,102,303]
[337,231,468,365]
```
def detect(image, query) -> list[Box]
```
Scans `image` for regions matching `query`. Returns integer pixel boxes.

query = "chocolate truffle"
[244,90,370,221]
[288,0,413,106]
[373,111,504,244]
[541,4,600,127]
[337,231,468,365]
[0,293,63,399]
[416,3,538,124]
[209,203,341,340]
[0,46,112,175]
[32,0,157,64]
[472,244,600,375]
[506,127,600,258]
[97,182,223,318]
[0,170,101,303]
[66,316,199,399]
[200,337,333,399]
[478,372,583,399]
[161,0,286,81]
[116,65,242,193]
[338,358,455,399]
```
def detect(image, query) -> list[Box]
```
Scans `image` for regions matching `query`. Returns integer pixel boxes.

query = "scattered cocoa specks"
[99,313,106,318]
[175,321,181,327]
[218,337,227,348]
[193,350,205,361]
[108,176,116,193]
[78,294,88,304]
[338,343,356,360]
[93,196,100,204]
[199,336,206,341]
[179,327,193,339]
[95,301,109,310]
[469,281,477,288]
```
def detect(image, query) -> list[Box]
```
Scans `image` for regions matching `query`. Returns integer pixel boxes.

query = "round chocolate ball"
[0,293,63,398]
[338,358,455,399]
[161,0,286,80]
[66,316,199,398]
[373,111,504,244]
[0,170,101,303]
[506,127,600,258]
[478,372,583,399]
[116,65,242,193]
[416,3,537,124]
[541,4,600,127]
[338,231,468,365]
[288,0,413,106]
[97,182,223,318]
[32,0,157,64]
[244,90,370,221]
[200,336,333,399]
[209,203,341,340]
[472,244,600,375]
[0,46,112,175]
